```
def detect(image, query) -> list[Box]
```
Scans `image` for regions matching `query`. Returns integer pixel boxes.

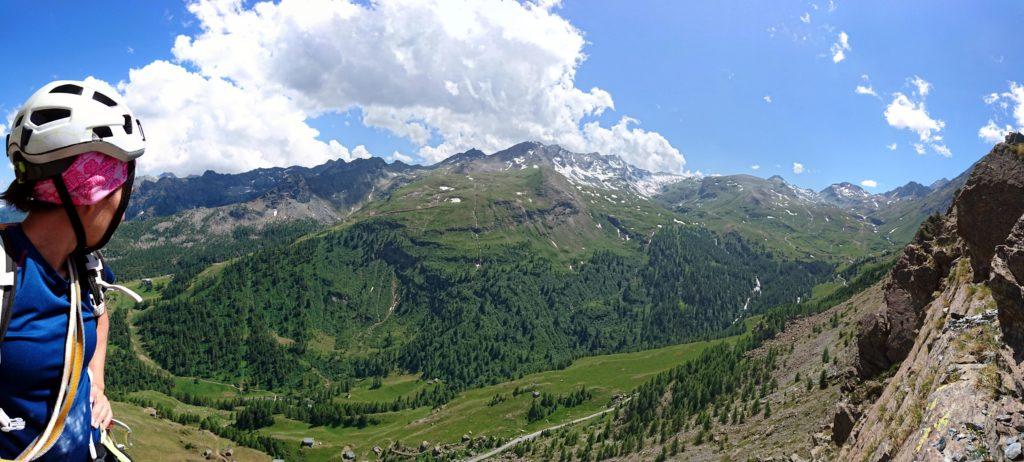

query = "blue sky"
[1,0,1021,191]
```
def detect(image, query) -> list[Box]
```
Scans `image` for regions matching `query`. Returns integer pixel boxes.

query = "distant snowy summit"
[437,141,694,198]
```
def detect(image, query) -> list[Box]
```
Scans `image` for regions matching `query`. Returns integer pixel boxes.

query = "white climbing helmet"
[5,80,145,182]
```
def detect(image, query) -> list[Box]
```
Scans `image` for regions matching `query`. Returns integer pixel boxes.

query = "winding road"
[462,398,630,462]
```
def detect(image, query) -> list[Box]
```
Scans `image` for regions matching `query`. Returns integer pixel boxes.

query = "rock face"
[990,214,1024,355]
[955,139,1024,280]
[841,133,1024,461]
[831,402,861,445]
[856,213,958,378]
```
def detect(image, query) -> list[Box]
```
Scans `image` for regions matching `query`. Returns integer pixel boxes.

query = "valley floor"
[496,281,885,462]
[113,316,746,461]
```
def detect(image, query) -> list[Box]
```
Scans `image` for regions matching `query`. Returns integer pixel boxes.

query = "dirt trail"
[462,398,630,462]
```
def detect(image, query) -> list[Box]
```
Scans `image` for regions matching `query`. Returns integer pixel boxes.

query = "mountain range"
[92,137,1011,462]
[112,140,966,274]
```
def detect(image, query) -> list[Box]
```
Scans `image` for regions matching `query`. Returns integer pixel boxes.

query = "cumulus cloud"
[979,82,1024,144]
[913,143,926,155]
[883,77,949,157]
[391,151,414,164]
[792,162,805,174]
[979,120,1013,144]
[831,31,850,63]
[855,85,877,97]
[887,143,897,150]
[800,12,811,23]
[148,0,684,174]
[910,76,931,97]
[750,164,760,170]
[860,179,877,188]
[119,61,364,175]
[885,93,944,141]
[763,95,772,103]
[581,117,682,173]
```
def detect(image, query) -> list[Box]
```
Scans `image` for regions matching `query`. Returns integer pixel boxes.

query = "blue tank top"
[0,225,102,461]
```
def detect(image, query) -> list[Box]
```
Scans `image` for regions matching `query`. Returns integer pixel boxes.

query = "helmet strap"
[49,161,135,256]
[51,175,91,284]
[88,160,135,253]
[52,176,88,256]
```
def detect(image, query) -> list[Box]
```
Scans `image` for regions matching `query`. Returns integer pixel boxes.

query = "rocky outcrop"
[989,213,1024,356]
[955,138,1024,280]
[831,402,861,445]
[856,213,960,377]
[840,133,1024,461]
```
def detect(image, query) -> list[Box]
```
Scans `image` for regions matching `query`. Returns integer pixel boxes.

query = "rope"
[1,262,85,461]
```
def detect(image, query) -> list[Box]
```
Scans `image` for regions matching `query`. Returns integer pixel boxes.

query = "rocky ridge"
[835,133,1024,461]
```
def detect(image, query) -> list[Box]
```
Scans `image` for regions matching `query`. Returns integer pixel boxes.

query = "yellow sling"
[1,262,86,462]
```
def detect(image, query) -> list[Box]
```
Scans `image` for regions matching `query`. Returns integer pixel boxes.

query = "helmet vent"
[136,119,146,141]
[13,114,23,128]
[20,128,32,149]
[92,92,117,107]
[92,126,113,138]
[50,84,84,95]
[123,115,133,135]
[29,108,71,126]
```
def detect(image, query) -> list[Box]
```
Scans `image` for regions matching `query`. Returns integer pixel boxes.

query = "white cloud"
[931,144,951,158]
[831,31,850,63]
[887,143,897,150]
[885,94,944,142]
[159,0,684,173]
[860,179,877,188]
[979,120,1013,144]
[792,162,805,174]
[881,76,950,157]
[979,82,1024,144]
[910,76,931,97]
[351,145,373,159]
[763,95,772,103]
[391,151,414,163]
[800,12,811,23]
[828,0,837,12]
[581,117,682,173]
[750,164,760,170]
[855,85,877,97]
[120,61,360,175]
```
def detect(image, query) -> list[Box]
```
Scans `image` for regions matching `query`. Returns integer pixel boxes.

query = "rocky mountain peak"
[884,181,931,200]
[820,181,869,201]
[437,142,690,198]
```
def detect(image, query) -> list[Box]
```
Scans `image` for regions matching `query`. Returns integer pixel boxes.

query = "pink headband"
[33,152,130,206]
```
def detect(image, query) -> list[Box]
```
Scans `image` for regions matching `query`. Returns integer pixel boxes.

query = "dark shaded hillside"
[129,156,417,219]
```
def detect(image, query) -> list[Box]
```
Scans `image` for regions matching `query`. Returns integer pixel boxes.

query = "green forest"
[133,219,829,394]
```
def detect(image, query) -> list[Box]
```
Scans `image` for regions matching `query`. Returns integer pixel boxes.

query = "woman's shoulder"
[0,224,28,261]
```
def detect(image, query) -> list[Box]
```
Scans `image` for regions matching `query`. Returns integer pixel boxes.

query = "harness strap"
[0,226,23,434]
[1,263,85,462]
[0,226,15,351]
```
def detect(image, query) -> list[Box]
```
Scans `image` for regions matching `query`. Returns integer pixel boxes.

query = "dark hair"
[1,180,60,213]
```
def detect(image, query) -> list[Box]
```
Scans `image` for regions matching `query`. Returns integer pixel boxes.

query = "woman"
[0,80,145,461]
